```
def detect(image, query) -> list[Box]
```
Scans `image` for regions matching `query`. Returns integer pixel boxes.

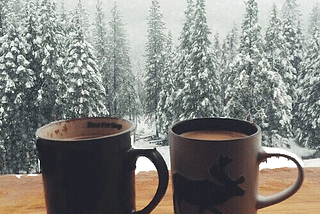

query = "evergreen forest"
[0,0,320,174]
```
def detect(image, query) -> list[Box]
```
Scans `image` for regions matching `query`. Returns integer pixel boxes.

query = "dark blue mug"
[36,117,168,214]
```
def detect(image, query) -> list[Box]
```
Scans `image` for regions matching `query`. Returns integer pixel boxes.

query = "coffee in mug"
[36,117,169,214]
[169,118,304,214]
[180,130,248,140]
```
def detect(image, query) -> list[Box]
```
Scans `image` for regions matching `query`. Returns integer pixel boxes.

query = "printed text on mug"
[87,122,123,130]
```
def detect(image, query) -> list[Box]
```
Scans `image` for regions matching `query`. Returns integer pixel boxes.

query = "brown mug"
[36,117,169,214]
[169,118,304,214]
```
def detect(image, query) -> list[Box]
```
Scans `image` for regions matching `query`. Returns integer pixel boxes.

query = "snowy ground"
[133,118,320,174]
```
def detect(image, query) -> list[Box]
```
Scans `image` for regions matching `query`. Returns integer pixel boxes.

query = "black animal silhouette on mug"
[173,156,245,214]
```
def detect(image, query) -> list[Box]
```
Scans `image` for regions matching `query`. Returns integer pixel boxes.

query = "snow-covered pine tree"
[260,3,294,147]
[55,3,69,120]
[59,1,68,27]
[144,0,166,136]
[258,71,294,147]
[179,0,194,52]
[299,3,320,82]
[0,0,10,37]
[67,0,90,41]
[105,2,137,119]
[213,33,221,58]
[282,0,304,81]
[7,0,23,21]
[93,0,109,113]
[282,0,304,134]
[61,1,107,119]
[265,4,295,88]
[93,0,108,71]
[170,0,195,122]
[175,0,219,120]
[22,0,41,90]
[213,33,224,115]
[306,3,320,42]
[221,25,239,117]
[57,1,70,60]
[225,0,264,121]
[0,23,35,173]
[253,62,293,147]
[36,0,65,124]
[295,3,320,148]
[226,0,293,147]
[0,0,10,173]
[19,0,43,173]
[157,31,176,135]
[135,60,146,115]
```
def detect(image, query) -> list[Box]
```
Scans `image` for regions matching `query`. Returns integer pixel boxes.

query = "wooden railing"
[0,168,319,213]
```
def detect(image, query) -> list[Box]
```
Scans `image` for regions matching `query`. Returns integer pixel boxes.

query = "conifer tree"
[265,4,295,86]
[157,31,176,134]
[93,0,108,70]
[20,0,43,172]
[0,24,35,173]
[282,0,304,79]
[57,1,70,59]
[22,0,41,85]
[282,0,304,129]
[295,3,320,148]
[144,0,166,136]
[59,1,68,24]
[61,0,107,119]
[300,3,320,81]
[36,0,65,124]
[0,0,10,173]
[174,0,219,120]
[175,0,195,84]
[170,0,195,122]
[227,0,293,147]
[226,0,264,121]
[213,33,221,60]
[213,33,224,115]
[254,67,293,147]
[221,25,239,116]
[93,0,109,112]
[105,2,137,119]
[260,3,293,146]
[0,0,9,37]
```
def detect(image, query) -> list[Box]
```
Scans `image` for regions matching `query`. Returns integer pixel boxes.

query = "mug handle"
[126,148,169,214]
[256,147,305,209]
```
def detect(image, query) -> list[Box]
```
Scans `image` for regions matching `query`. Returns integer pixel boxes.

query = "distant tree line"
[145,0,320,151]
[0,0,319,174]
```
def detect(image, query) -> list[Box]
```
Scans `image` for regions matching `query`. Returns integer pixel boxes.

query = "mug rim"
[169,117,261,142]
[36,117,136,142]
